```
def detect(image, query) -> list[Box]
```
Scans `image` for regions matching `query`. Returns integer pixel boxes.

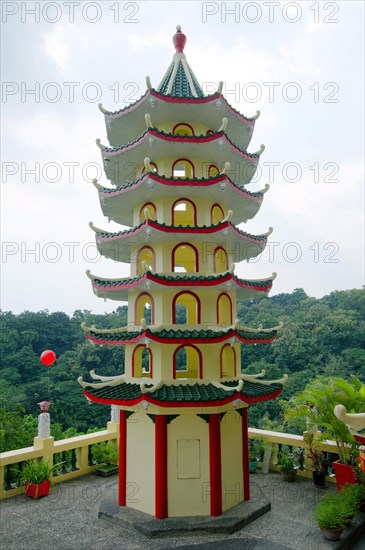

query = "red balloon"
[40,350,56,366]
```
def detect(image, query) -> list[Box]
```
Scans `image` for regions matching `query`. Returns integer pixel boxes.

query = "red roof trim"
[97,220,267,247]
[83,385,283,407]
[86,329,276,346]
[102,129,259,162]
[98,173,263,203]
[91,272,273,293]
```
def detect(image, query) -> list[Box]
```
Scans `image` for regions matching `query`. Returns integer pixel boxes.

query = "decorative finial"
[173,25,186,53]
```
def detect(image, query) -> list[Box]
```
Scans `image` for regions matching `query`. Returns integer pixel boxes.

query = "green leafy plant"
[312,487,360,530]
[277,446,296,472]
[312,499,348,530]
[19,458,62,485]
[285,375,365,465]
[303,431,327,472]
[92,441,118,466]
[249,438,265,461]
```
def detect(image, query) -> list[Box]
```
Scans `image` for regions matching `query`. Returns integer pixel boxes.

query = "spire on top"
[173,25,187,53]
[156,26,204,99]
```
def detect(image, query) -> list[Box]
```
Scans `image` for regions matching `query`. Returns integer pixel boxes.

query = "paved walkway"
[1,472,364,549]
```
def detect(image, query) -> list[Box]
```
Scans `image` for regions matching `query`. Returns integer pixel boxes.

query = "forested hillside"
[1,288,364,452]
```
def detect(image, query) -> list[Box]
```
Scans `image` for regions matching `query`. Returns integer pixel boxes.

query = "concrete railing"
[248,427,338,483]
[0,422,119,499]
[0,425,339,500]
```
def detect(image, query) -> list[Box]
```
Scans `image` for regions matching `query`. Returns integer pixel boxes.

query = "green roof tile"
[84,380,282,404]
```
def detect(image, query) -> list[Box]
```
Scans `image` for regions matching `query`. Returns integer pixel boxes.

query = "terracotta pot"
[332,459,356,491]
[25,480,50,499]
[320,527,343,541]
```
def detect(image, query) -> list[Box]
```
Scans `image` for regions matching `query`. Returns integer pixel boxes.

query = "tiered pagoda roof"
[86,269,276,301]
[79,25,287,409]
[94,173,269,226]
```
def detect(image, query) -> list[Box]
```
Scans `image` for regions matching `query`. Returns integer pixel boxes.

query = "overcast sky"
[1,1,364,315]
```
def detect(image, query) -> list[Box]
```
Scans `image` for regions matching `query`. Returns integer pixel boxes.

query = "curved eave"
[83,383,283,408]
[102,90,257,151]
[101,129,260,186]
[98,173,265,226]
[93,220,270,262]
[89,271,275,301]
[85,327,278,346]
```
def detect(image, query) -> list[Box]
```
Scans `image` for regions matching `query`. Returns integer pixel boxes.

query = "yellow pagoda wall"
[221,411,244,512]
[158,121,212,135]
[131,243,232,277]
[128,289,237,326]
[136,156,222,180]
[126,412,155,513]
[124,341,241,381]
[133,196,228,227]
[167,414,210,517]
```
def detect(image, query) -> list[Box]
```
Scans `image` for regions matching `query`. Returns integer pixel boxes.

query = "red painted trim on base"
[155,415,168,518]
[83,386,283,408]
[209,414,222,516]
[242,408,250,501]
[119,410,127,506]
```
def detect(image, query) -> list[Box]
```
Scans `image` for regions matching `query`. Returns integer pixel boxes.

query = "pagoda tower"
[79,27,287,519]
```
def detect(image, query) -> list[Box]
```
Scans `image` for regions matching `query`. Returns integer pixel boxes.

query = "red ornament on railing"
[173,25,186,54]
[40,350,56,366]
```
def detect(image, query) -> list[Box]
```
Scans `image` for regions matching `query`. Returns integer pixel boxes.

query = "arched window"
[142,161,158,174]
[172,123,194,136]
[173,345,202,379]
[172,158,195,179]
[172,198,197,227]
[172,242,198,272]
[136,246,155,274]
[220,344,236,378]
[211,203,224,224]
[214,246,228,273]
[208,164,219,177]
[132,345,153,378]
[206,129,215,136]
[173,291,201,324]
[135,292,154,325]
[217,293,232,326]
[139,202,156,222]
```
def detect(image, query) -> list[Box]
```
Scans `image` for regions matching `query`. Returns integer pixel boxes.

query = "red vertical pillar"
[155,415,168,519]
[119,409,127,506]
[242,407,250,501]
[209,414,222,516]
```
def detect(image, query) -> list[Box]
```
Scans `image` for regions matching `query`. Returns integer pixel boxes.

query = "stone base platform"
[98,480,270,538]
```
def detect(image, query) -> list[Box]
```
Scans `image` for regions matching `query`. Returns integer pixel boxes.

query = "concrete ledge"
[98,480,270,538]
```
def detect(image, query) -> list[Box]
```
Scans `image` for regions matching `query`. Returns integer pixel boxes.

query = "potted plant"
[92,441,118,477]
[277,446,297,482]
[303,431,328,488]
[285,375,365,489]
[248,438,265,473]
[19,458,61,499]
[312,495,349,541]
